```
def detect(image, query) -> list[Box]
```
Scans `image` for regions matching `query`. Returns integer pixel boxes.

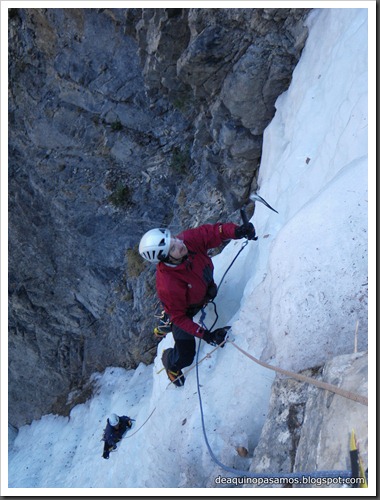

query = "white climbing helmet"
[109,413,119,427]
[139,228,171,263]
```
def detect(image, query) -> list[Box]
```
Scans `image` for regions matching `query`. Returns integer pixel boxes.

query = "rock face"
[8,7,311,427]
[246,352,368,488]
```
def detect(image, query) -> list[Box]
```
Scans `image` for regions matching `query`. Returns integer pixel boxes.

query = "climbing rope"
[125,407,156,439]
[209,237,367,406]
[128,234,366,482]
[228,340,368,406]
[216,239,248,292]
[195,340,353,480]
[195,237,365,481]
[126,337,228,438]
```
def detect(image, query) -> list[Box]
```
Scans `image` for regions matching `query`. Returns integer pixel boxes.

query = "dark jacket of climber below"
[102,414,133,459]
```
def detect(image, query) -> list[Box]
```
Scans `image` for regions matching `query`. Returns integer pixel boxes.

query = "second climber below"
[138,221,255,386]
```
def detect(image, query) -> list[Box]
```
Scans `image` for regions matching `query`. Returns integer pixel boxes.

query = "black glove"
[202,327,230,347]
[235,223,257,240]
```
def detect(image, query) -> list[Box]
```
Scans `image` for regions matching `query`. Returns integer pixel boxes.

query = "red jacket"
[156,223,238,338]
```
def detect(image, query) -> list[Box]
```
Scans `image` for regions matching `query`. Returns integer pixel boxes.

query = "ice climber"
[138,221,256,386]
[102,413,133,459]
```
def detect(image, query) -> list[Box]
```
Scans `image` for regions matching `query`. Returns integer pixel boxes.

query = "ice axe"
[249,193,279,214]
[240,205,258,240]
[239,192,278,241]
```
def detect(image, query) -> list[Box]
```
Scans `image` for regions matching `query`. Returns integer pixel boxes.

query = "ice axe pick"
[249,193,279,213]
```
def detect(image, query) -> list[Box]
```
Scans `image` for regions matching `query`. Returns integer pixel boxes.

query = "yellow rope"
[166,340,227,387]
[126,342,227,438]
[127,337,367,440]
[125,407,156,439]
[228,340,368,406]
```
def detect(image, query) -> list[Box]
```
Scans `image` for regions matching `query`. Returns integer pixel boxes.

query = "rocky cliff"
[8,7,311,427]
[246,352,368,488]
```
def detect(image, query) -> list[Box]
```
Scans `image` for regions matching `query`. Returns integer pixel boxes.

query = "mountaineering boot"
[167,369,185,387]
[161,348,185,387]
